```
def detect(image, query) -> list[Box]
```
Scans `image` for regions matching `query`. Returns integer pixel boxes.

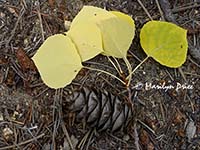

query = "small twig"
[158,0,177,23]
[34,87,49,98]
[61,121,74,150]
[78,129,92,150]
[99,76,122,94]
[25,126,43,148]
[21,0,27,8]
[126,56,149,80]
[136,0,153,20]
[172,3,200,13]
[85,129,95,150]
[187,95,195,113]
[165,69,174,81]
[137,119,156,135]
[52,89,62,150]
[184,72,200,77]
[30,82,45,88]
[58,88,74,150]
[36,1,45,42]
[159,101,166,122]
[189,34,200,63]
[0,133,45,150]
[127,86,134,109]
[10,64,27,80]
[188,57,200,68]
[155,0,165,20]
[178,68,186,82]
[84,61,115,71]
[107,132,127,144]
[134,123,140,150]
[6,6,25,48]
[129,51,142,62]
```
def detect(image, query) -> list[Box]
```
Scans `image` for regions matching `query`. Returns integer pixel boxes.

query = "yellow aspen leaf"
[99,11,135,58]
[140,21,188,68]
[32,34,82,89]
[110,11,135,29]
[67,22,103,62]
[70,5,116,29]
[70,6,135,58]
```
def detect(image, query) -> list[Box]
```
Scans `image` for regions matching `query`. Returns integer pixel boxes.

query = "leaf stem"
[123,56,133,86]
[113,57,123,74]
[126,56,149,80]
[107,56,121,75]
[83,66,126,85]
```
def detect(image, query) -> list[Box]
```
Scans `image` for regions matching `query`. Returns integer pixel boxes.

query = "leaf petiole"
[107,56,122,75]
[83,66,126,85]
[123,56,133,86]
[126,56,149,80]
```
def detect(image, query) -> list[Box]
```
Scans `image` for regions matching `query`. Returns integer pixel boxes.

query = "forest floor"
[0,0,200,150]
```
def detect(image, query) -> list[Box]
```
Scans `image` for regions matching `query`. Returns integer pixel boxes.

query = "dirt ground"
[0,0,200,150]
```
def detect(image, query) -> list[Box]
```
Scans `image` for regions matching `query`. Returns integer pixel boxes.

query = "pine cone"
[66,87,133,132]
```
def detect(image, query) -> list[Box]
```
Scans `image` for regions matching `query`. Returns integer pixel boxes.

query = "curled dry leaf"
[16,48,36,71]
